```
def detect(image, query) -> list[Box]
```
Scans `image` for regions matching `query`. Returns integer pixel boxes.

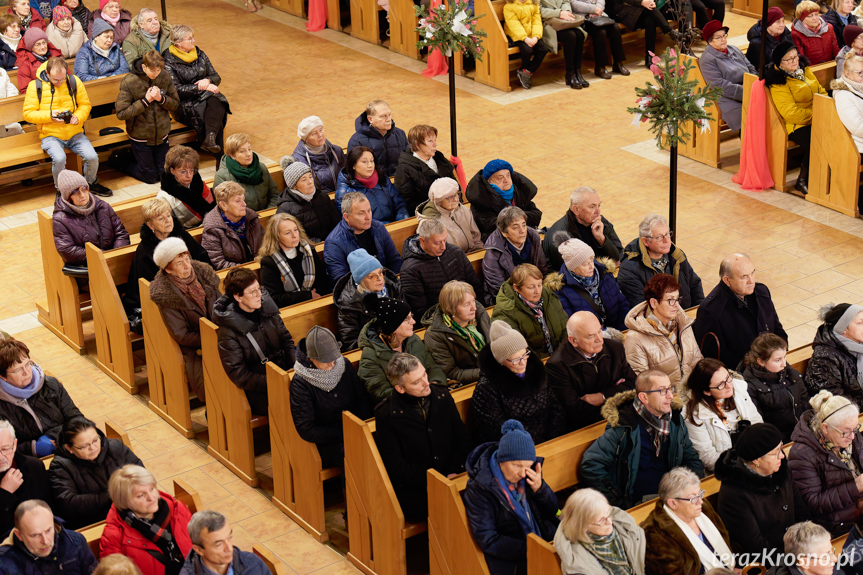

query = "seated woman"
[792,1,840,65]
[158,146,216,229]
[564,0,629,82]
[45,6,85,58]
[838,25,863,76]
[471,320,566,445]
[291,116,345,194]
[741,333,808,443]
[788,390,863,536]
[276,157,341,243]
[825,0,858,49]
[554,488,646,575]
[7,0,45,33]
[491,263,567,358]
[48,416,143,529]
[624,273,702,387]
[149,238,221,403]
[747,7,793,70]
[642,467,735,575]
[547,238,630,331]
[15,28,60,91]
[100,464,193,575]
[606,0,685,68]
[334,249,404,351]
[504,0,549,90]
[805,303,863,409]
[335,145,409,224]
[53,170,130,266]
[700,20,757,132]
[74,19,129,81]
[394,124,457,213]
[482,207,548,299]
[213,133,279,212]
[417,177,483,252]
[62,0,90,34]
[202,182,264,270]
[466,159,541,240]
[681,358,763,473]
[163,24,229,155]
[0,337,83,457]
[358,293,446,403]
[423,280,492,387]
[463,419,560,575]
[88,0,131,45]
[0,15,22,70]
[0,66,22,138]
[256,213,329,308]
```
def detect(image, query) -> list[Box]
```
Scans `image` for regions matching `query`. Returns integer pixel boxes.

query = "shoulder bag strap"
[245,332,269,364]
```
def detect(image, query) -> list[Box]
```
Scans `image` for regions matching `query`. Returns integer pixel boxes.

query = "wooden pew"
[731,0,761,18]
[268,0,306,17]
[679,54,727,169]
[254,545,289,575]
[389,0,421,59]
[810,92,861,217]
[351,0,382,45]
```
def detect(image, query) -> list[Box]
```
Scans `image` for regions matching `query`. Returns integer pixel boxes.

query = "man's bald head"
[567,311,604,355]
[719,253,756,297]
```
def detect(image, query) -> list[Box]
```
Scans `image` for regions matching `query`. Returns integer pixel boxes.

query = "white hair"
[638,214,669,238]
[570,186,597,208]
[0,420,14,440]
[137,8,157,25]
[658,467,701,504]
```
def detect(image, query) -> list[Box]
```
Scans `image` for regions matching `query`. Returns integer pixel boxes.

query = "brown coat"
[201,207,264,270]
[641,499,731,575]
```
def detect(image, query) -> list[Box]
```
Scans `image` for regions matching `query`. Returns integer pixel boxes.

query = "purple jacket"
[52,196,130,265]
[201,207,265,270]
[291,138,346,194]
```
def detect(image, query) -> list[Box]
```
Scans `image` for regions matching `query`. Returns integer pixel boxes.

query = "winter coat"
[162,46,230,136]
[0,521,98,575]
[788,410,863,537]
[374,383,473,518]
[699,44,757,131]
[73,38,128,81]
[545,260,630,331]
[693,281,787,372]
[88,8,132,45]
[804,324,863,409]
[466,169,542,240]
[824,9,858,48]
[504,0,543,42]
[746,21,793,70]
[0,452,51,536]
[275,186,341,243]
[417,199,483,253]
[539,0,583,53]
[48,427,143,529]
[0,66,15,101]
[158,171,215,229]
[52,195,130,265]
[554,507,646,575]
[100,492,193,575]
[346,110,409,178]
[291,138,346,194]
[482,227,548,300]
[333,268,403,351]
[579,389,705,508]
[121,18,170,66]
[357,320,446,403]
[837,44,860,77]
[8,7,46,32]
[393,150,458,214]
[463,443,559,575]
[641,499,730,575]
[764,58,828,133]
[546,337,637,432]
[400,235,485,320]
[15,40,61,91]
[624,302,703,388]
[491,279,568,358]
[115,58,179,146]
[213,159,279,212]
[792,17,840,65]
[67,2,91,37]
[0,39,16,70]
[180,548,271,575]
[741,363,808,443]
[618,237,704,310]
[0,374,82,456]
[471,345,567,445]
[323,219,403,286]
[840,525,863,575]
[542,210,622,272]
[334,170,409,224]
[22,68,90,141]
[834,79,863,153]
[605,0,666,34]
[421,302,491,385]
[259,246,329,309]
[201,207,264,270]
[45,20,85,58]
[29,0,59,21]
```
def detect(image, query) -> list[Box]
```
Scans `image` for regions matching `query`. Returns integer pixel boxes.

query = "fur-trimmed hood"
[713,448,791,493]
[600,389,683,428]
[149,261,220,310]
[543,257,618,291]
[764,56,812,87]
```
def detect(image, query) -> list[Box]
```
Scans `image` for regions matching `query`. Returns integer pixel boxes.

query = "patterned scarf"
[817,426,856,470]
[271,243,316,292]
[650,256,668,274]
[18,11,32,29]
[516,291,553,355]
[293,356,346,392]
[645,312,682,364]
[568,267,605,312]
[63,194,97,216]
[784,67,806,81]
[225,154,263,185]
[121,498,185,575]
[220,211,247,239]
[583,530,633,575]
[633,395,671,456]
[169,266,207,315]
[443,314,485,353]
[490,451,541,537]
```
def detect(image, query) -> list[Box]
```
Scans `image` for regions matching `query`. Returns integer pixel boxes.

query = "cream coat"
[833,80,863,153]
[623,302,702,388]
[554,507,646,575]
[45,20,86,59]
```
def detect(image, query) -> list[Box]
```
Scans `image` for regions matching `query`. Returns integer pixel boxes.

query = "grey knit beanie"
[57,170,88,201]
[280,156,312,190]
[153,237,189,269]
[489,320,528,364]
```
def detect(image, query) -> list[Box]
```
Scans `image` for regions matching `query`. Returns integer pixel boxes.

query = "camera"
[54,111,73,124]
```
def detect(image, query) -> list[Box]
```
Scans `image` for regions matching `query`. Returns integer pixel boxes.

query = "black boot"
[612,61,630,76]
[201,132,221,154]
[795,163,809,195]
[565,69,576,87]
[574,69,589,87]
[594,67,611,79]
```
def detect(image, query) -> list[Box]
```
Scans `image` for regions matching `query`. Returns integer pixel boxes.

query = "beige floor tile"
[265,529,344,575]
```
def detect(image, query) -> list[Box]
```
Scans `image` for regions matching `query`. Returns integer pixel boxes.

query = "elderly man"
[768,522,836,575]
[0,500,98,574]
[618,214,704,309]
[542,186,623,271]
[181,510,272,575]
[323,191,403,286]
[122,8,171,65]
[546,312,636,431]
[347,99,409,178]
[0,421,51,536]
[694,253,787,371]
[400,218,484,319]
[580,370,704,508]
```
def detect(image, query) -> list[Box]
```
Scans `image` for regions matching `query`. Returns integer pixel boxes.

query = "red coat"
[100,492,194,575]
[791,20,840,65]
[14,40,61,91]
[6,7,46,31]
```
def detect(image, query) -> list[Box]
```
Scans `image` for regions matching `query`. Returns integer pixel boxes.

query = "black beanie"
[772,40,797,69]
[823,303,854,329]
[736,423,784,461]
[363,293,412,336]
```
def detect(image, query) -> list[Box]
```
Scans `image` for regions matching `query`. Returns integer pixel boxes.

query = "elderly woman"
[548,238,630,331]
[395,124,458,214]
[417,177,482,253]
[48,416,143,529]
[792,1,840,64]
[52,170,130,266]
[8,0,45,32]
[15,28,60,90]
[826,0,859,49]
[100,465,193,575]
[201,182,264,270]
[0,15,22,70]
[746,7,793,70]
[624,273,703,387]
[74,19,128,81]
[806,303,863,409]
[681,358,763,472]
[466,159,542,240]
[213,133,279,212]
[335,145,409,224]
[700,20,757,132]
[492,263,567,358]
[422,280,492,387]
[290,116,346,194]
[256,213,329,308]
[158,145,215,229]
[334,249,404,351]
[789,390,863,536]
[163,24,230,155]
[835,53,863,172]
[564,0,629,82]
[0,338,83,457]
[46,6,84,58]
[276,157,341,243]
[838,25,863,77]
[61,0,90,33]
[782,523,838,575]
[554,488,645,575]
[482,207,548,300]
[88,0,131,45]
[471,321,566,445]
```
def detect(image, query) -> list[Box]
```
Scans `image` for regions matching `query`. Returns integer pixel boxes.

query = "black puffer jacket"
[393,150,458,214]
[47,428,143,529]
[52,195,131,265]
[746,20,794,69]
[162,46,230,137]
[275,187,341,244]
[0,373,82,456]
[465,169,542,241]
[346,110,409,178]
[741,363,808,443]
[804,324,863,409]
[115,57,179,147]
[333,268,403,351]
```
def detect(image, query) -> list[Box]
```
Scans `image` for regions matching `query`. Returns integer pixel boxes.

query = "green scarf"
[225,153,263,185]
[582,529,633,575]
[443,314,486,353]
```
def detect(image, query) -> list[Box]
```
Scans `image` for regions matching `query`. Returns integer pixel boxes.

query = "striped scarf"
[271,243,316,293]
[633,395,671,456]
[583,530,633,575]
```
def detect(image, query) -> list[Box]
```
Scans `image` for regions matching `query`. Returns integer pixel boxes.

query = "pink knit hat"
[23,28,48,51]
[52,5,72,22]
[558,238,595,271]
[428,177,460,202]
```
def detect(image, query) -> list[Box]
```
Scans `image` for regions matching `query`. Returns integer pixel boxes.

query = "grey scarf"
[271,243,316,292]
[293,356,346,392]
[63,195,97,216]
[291,187,316,202]
[835,333,863,389]
[141,28,158,44]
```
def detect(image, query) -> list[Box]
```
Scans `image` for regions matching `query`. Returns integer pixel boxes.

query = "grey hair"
[386,352,421,386]
[418,217,445,239]
[638,214,668,238]
[496,206,527,235]
[136,8,157,25]
[341,192,369,216]
[0,419,15,440]
[14,500,52,530]
[188,510,228,547]
[170,24,193,45]
[718,254,750,280]
[559,488,609,544]
[658,467,701,505]
[783,521,831,558]
[809,389,859,432]
[570,186,597,208]
[365,99,389,117]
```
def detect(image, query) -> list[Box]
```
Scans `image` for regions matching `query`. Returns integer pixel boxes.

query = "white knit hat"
[489,320,529,364]
[559,238,595,272]
[153,237,189,270]
[297,116,324,140]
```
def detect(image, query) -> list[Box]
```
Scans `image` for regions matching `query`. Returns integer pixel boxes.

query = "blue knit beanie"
[496,420,535,463]
[482,159,513,180]
[347,248,383,285]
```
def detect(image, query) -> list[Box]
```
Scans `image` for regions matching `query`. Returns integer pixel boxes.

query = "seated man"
[546,312,636,431]
[214,267,295,417]
[618,214,704,310]
[324,192,403,286]
[22,56,112,197]
[542,186,622,272]
[375,353,472,519]
[0,421,51,536]
[121,8,171,66]
[400,218,484,319]
[0,499,98,574]
[347,99,408,178]
[183,510,273,575]
[580,370,704,508]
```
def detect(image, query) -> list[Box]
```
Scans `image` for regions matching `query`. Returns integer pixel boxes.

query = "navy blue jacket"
[323,219,403,286]
[551,261,631,331]
[0,521,98,575]
[291,138,345,193]
[73,40,129,82]
[346,111,409,178]
[180,548,272,575]
[335,170,409,224]
[0,41,16,71]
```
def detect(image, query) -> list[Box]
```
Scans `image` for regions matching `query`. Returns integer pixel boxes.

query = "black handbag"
[61,264,89,278]
[587,14,616,26]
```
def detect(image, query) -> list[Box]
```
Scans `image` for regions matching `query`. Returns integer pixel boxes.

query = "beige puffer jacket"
[416,199,483,253]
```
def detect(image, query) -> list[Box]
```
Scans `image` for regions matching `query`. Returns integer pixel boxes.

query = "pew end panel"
[731,0,761,18]
[810,92,861,217]
[351,0,382,45]
[269,0,307,17]
[526,533,560,575]
[679,54,725,169]
[173,477,203,513]
[389,0,421,59]
[254,545,289,575]
[427,469,489,575]
[472,0,512,92]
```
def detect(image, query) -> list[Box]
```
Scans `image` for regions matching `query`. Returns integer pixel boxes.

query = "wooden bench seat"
[810,92,861,217]
[679,54,729,169]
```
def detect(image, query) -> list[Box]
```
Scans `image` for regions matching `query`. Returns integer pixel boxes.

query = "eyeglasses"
[674,489,705,505]
[711,33,728,40]
[506,350,531,365]
[72,436,100,451]
[646,231,673,241]
[439,194,459,203]
[828,423,860,439]
[591,512,613,527]
[176,169,197,177]
[782,54,800,63]
[243,288,262,297]
[6,360,34,376]
[0,445,14,456]
[848,69,863,79]
[642,386,675,397]
[708,372,732,391]
[662,297,680,307]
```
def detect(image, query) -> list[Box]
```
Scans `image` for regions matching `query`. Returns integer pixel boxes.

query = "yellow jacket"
[22,71,91,141]
[504,1,542,42]
[767,66,828,134]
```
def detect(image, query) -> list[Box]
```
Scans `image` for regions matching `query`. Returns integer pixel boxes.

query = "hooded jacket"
[115,57,179,147]
[179,547,270,575]
[791,17,840,65]
[618,237,704,310]
[15,39,61,91]
[804,324,863,409]
[741,363,808,444]
[73,37,129,81]
[323,219,403,286]
[824,9,858,48]
[334,169,409,224]
[213,158,279,212]
[291,138,346,194]
[545,260,630,331]
[258,245,329,309]
[0,373,82,456]
[51,194,130,265]
[481,227,548,301]
[746,20,793,70]
[333,267,403,351]
[466,169,542,240]
[346,110,409,178]
[393,150,458,214]
[491,279,568,359]
[641,499,730,575]
[121,17,170,66]
[201,207,264,270]
[45,19,85,58]
[764,57,828,133]
[417,198,483,253]
[553,507,646,575]
[158,171,215,229]
[30,0,59,21]
[833,78,863,153]
[421,302,492,385]
[275,186,341,243]
[88,7,132,45]
[22,67,90,141]
[0,452,51,536]
[0,520,98,575]
[162,46,229,137]
[541,209,622,272]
